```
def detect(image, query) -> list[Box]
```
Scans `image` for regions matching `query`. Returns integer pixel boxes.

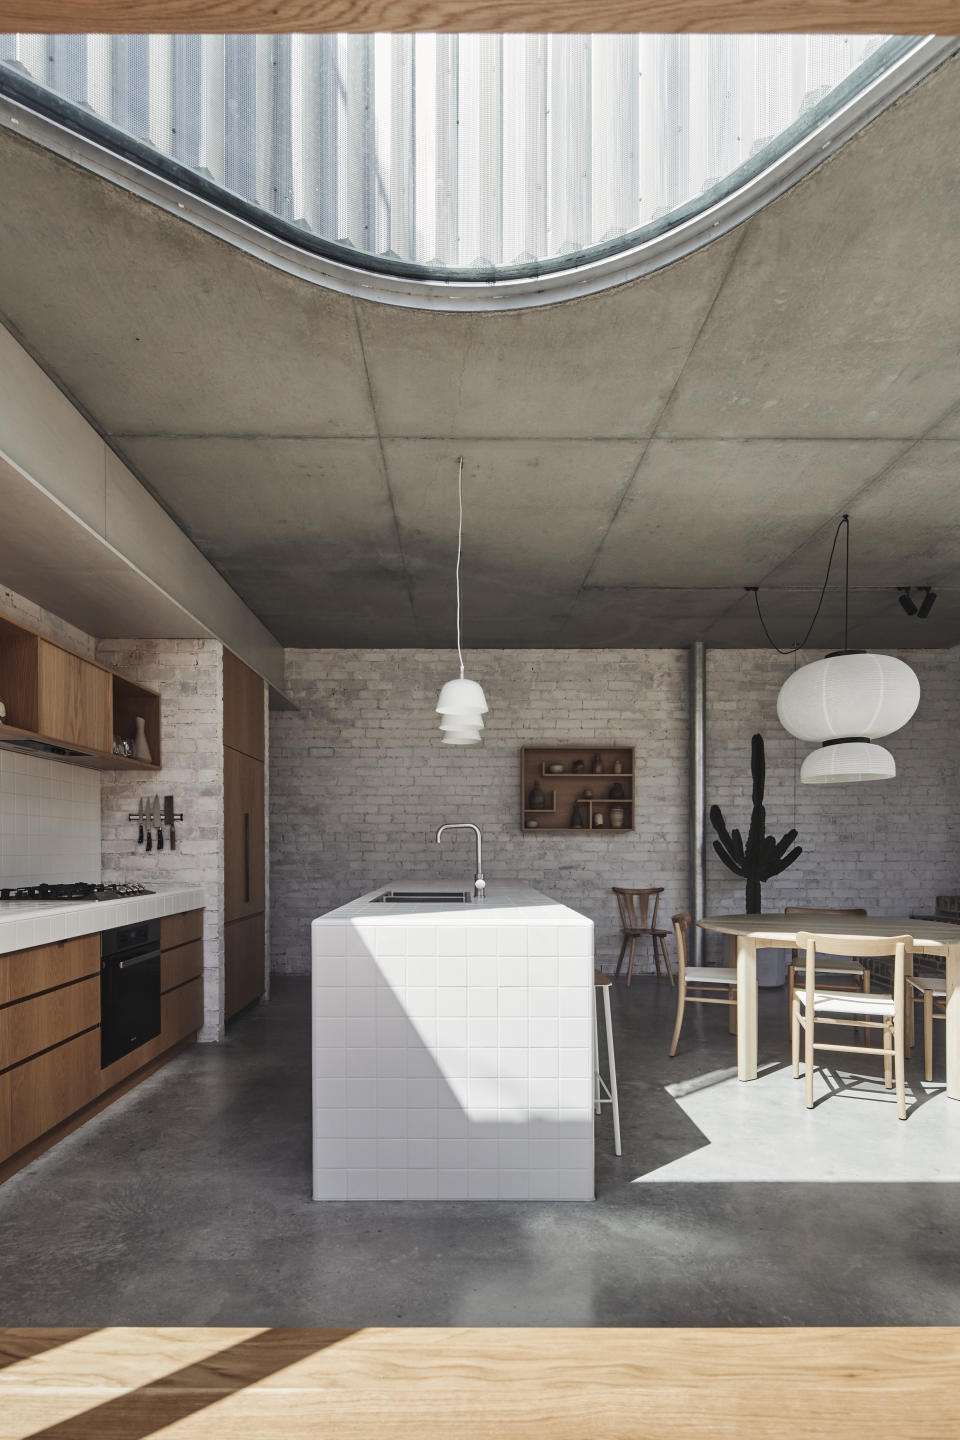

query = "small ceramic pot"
[526,818,540,829]
[547,763,564,774]
[610,806,625,829]
[593,811,605,827]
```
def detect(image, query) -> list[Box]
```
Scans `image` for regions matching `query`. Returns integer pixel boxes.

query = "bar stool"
[612,886,674,987]
[593,970,621,1156]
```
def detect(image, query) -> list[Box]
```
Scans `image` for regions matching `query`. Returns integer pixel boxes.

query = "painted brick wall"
[269,649,690,976]
[705,648,960,939]
[0,586,101,885]
[97,638,226,1040]
[271,644,960,979]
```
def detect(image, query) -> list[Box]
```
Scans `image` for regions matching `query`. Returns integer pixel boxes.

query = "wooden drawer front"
[0,1029,100,1163]
[164,977,203,1046]
[37,640,112,753]
[161,909,204,952]
[162,940,202,994]
[0,935,100,1007]
[0,977,100,1071]
[223,650,265,761]
[225,913,265,1021]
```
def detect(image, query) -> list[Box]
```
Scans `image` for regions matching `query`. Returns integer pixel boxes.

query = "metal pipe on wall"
[688,641,706,965]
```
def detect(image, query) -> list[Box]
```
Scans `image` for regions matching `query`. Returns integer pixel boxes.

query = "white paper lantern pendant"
[755,517,920,784]
[435,458,488,745]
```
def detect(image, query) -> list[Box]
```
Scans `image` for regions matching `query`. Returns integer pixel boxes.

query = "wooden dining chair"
[792,931,912,1120]
[906,974,946,1083]
[785,907,869,1034]
[612,887,674,987]
[668,912,738,1057]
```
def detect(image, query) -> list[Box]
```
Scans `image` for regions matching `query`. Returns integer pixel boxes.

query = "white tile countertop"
[315,880,591,926]
[0,884,206,954]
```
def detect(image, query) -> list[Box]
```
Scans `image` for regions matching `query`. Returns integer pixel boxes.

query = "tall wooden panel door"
[224,748,266,924]
[225,914,266,1021]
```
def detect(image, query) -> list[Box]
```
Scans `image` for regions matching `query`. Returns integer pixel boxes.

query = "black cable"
[748,515,849,655]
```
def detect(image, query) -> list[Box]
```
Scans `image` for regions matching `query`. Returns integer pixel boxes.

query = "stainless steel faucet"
[436,823,486,899]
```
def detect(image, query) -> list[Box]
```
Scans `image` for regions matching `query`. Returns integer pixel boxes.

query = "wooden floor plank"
[1,1327,959,1439]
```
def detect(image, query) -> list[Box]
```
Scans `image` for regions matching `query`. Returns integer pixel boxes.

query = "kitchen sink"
[372,889,471,904]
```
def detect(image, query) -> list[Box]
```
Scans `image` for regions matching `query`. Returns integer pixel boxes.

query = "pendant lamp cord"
[456,456,465,680]
[748,514,850,655]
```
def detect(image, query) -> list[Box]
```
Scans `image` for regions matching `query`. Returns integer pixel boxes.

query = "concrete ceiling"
[1,53,960,650]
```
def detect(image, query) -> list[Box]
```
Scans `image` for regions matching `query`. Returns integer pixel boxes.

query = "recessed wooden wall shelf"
[521,745,635,833]
[0,613,161,771]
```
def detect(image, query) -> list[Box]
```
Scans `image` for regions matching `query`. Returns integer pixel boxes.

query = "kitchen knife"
[145,795,153,852]
[163,795,176,852]
[154,794,163,851]
[137,797,145,846]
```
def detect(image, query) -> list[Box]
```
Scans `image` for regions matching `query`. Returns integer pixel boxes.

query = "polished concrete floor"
[1,975,958,1327]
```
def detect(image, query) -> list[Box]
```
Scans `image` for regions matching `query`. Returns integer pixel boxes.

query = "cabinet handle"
[243,812,250,904]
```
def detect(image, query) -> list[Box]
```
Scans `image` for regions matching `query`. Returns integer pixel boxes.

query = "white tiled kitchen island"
[311,883,595,1201]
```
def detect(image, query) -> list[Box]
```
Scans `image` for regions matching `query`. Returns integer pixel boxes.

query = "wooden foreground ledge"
[1,1327,960,1438]
[0,1,955,36]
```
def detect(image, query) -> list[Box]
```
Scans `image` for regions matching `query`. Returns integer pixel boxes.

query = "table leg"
[736,936,758,1082]
[946,944,960,1101]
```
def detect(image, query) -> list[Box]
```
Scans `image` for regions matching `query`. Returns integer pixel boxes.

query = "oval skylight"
[0,32,934,292]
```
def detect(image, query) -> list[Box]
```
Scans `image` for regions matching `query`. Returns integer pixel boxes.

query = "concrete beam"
[0,323,289,698]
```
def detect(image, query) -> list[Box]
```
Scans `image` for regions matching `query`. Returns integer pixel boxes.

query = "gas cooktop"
[0,883,155,903]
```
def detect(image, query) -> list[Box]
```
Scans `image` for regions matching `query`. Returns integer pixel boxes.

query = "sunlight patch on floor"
[636,1063,960,1183]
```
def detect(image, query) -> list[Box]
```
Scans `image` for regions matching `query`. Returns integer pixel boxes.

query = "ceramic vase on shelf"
[132,716,152,763]
[613,758,623,775]
[610,806,625,829]
[592,753,603,774]
[593,811,606,827]
[528,780,546,810]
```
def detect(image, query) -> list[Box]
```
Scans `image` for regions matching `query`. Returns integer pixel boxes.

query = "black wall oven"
[101,919,162,1068]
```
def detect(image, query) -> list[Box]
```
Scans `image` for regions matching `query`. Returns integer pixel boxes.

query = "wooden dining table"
[698,914,960,1098]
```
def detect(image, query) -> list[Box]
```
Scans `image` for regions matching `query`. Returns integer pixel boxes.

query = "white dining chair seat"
[684,965,738,985]
[795,989,895,1017]
[906,975,946,995]
[793,956,864,976]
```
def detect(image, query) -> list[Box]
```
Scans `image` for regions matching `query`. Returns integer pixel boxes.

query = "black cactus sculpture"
[710,734,802,914]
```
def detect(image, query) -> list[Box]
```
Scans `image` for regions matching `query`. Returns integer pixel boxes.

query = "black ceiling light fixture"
[897,586,937,618]
[917,587,938,619]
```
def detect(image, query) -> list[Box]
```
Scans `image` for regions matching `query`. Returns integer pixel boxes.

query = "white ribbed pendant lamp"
[755,515,919,783]
[436,457,488,744]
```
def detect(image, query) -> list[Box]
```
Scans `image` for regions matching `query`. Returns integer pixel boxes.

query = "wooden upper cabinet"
[0,613,160,769]
[224,747,266,923]
[223,650,265,762]
[37,641,112,753]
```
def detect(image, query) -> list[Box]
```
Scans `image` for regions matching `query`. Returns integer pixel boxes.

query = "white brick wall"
[97,638,226,1040]
[270,649,689,975]
[272,645,960,978]
[0,586,101,886]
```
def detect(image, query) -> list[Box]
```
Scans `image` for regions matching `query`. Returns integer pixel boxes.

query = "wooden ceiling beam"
[0,2,953,37]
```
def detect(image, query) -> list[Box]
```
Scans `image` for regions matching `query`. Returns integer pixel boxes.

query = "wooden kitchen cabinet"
[223,648,265,761]
[223,650,267,1020]
[161,909,204,953]
[161,940,203,994]
[0,612,161,770]
[0,935,99,1007]
[0,976,100,1071]
[37,640,113,754]
[224,914,265,1020]
[0,1029,100,1165]
[224,747,266,923]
